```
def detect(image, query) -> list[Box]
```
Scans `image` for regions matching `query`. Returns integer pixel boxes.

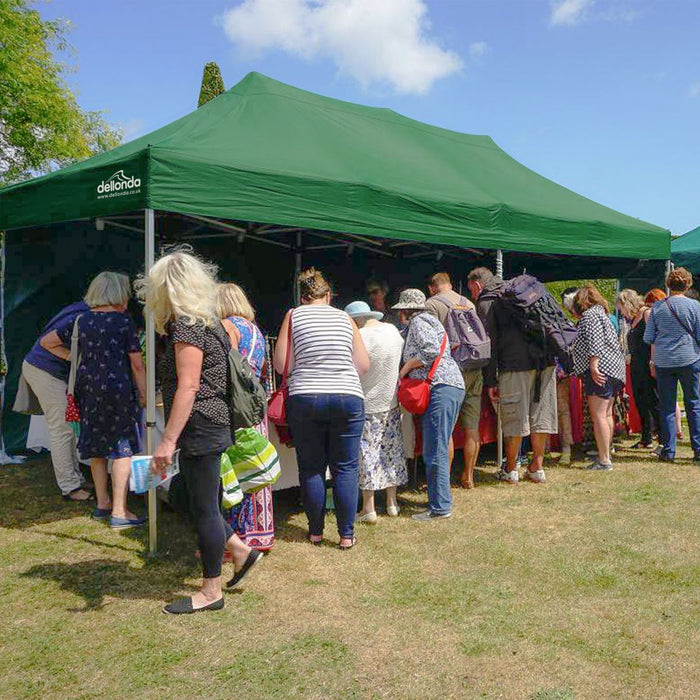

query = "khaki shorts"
[499,367,558,438]
[459,369,483,431]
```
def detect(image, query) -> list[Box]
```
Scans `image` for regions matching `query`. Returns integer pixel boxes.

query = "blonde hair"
[216,283,255,321]
[134,248,219,334]
[615,288,644,318]
[298,267,331,302]
[84,271,131,308]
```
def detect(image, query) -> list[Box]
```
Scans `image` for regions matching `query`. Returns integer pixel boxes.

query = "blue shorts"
[583,371,623,399]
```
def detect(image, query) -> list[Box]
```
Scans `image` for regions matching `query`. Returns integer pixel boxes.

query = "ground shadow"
[21,557,199,611]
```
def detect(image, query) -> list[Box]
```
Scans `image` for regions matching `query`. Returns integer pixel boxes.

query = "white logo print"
[96,170,142,199]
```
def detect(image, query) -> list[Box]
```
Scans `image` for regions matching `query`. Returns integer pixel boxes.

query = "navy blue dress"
[58,311,141,459]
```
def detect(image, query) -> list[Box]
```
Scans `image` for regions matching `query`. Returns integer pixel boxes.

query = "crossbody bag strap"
[67,315,82,395]
[664,297,696,338]
[427,332,448,384]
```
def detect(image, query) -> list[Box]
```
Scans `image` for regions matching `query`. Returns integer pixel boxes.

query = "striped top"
[288,305,364,398]
[644,295,700,368]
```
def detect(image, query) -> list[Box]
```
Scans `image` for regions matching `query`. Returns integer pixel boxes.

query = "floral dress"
[57,311,141,459]
[224,316,275,551]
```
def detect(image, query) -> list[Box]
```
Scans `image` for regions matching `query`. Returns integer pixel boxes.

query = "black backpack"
[501,274,577,375]
[213,322,268,430]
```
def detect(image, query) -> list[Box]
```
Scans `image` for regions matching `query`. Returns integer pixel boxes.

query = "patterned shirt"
[572,305,625,382]
[402,312,465,390]
[160,317,230,425]
[644,295,700,368]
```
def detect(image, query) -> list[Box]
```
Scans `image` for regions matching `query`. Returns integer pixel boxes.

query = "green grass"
[1,432,700,699]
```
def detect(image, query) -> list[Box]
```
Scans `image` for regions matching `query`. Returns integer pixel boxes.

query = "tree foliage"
[198,61,225,107]
[0,0,121,185]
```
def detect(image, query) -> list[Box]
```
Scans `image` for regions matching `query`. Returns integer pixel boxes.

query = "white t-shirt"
[359,321,404,414]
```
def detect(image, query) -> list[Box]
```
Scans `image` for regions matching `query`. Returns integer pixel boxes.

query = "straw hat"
[344,301,383,320]
[392,288,427,310]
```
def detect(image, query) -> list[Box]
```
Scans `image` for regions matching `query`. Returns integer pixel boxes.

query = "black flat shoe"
[162,596,224,615]
[226,550,263,589]
[630,441,651,449]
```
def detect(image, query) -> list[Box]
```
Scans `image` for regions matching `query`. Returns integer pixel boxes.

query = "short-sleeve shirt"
[402,312,465,390]
[572,305,625,382]
[644,296,700,368]
[159,317,230,425]
[24,301,89,382]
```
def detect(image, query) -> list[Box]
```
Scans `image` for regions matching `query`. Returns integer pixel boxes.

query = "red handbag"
[64,315,82,433]
[267,312,292,427]
[398,332,447,415]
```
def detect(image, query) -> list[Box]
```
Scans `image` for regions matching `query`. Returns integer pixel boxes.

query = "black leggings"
[631,370,659,444]
[180,451,233,579]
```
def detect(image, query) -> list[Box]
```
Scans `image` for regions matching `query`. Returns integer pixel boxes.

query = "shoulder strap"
[280,311,293,389]
[67,315,82,395]
[664,298,696,338]
[427,332,448,383]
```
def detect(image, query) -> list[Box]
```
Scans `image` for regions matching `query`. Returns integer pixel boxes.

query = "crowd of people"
[18,246,700,614]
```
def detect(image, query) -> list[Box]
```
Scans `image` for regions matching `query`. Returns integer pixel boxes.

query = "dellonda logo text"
[96,170,141,199]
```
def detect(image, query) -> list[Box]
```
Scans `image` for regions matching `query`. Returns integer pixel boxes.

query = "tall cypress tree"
[198,62,225,107]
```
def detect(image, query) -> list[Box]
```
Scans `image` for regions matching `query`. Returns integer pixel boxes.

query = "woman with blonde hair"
[42,271,146,525]
[136,249,262,614]
[616,288,659,449]
[216,282,275,551]
[572,285,626,470]
[274,268,369,549]
[644,268,700,462]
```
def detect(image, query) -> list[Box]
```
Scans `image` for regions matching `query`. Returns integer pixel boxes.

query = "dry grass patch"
[1,433,699,699]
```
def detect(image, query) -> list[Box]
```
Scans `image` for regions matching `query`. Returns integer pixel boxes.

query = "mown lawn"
[1,435,699,700]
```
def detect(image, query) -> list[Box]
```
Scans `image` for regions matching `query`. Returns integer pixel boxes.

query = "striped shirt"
[644,295,700,368]
[288,305,364,398]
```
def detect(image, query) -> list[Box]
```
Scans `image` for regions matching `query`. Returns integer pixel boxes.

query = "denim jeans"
[422,384,465,515]
[287,393,365,538]
[655,359,700,457]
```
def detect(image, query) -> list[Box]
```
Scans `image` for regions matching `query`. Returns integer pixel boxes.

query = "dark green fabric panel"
[671,226,700,272]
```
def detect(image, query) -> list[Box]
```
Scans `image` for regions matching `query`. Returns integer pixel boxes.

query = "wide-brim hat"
[392,288,427,310]
[344,300,384,320]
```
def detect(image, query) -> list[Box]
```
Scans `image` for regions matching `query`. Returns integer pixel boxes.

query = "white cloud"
[550,0,595,26]
[219,0,462,95]
[689,82,700,98]
[468,41,488,58]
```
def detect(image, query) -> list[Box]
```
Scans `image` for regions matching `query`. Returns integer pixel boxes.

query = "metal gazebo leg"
[145,208,157,555]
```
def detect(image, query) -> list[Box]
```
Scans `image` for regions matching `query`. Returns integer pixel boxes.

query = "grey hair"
[467,267,494,284]
[84,271,131,308]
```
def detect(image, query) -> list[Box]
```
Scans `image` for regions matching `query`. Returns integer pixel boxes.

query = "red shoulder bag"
[397,332,447,415]
[267,312,292,427]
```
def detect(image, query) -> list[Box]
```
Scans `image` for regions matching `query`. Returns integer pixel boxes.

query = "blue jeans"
[422,384,465,515]
[287,393,365,538]
[655,359,700,457]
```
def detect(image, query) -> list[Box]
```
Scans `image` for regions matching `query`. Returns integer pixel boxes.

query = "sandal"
[308,535,323,546]
[63,488,94,502]
[338,536,357,550]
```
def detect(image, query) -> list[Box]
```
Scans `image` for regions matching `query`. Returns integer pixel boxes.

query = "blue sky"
[42,0,699,235]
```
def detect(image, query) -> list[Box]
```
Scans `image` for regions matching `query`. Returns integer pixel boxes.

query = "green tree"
[198,61,225,107]
[0,0,121,185]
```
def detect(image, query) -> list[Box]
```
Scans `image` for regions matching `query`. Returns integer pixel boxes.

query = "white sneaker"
[386,505,400,517]
[357,511,377,524]
[524,468,546,483]
[495,468,519,484]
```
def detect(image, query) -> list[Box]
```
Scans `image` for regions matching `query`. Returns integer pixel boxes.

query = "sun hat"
[344,300,383,320]
[391,288,427,310]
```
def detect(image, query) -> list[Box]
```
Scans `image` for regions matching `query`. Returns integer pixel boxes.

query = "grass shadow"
[20,557,196,611]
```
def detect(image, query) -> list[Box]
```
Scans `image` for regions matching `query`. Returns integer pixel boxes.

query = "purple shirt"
[24,301,89,382]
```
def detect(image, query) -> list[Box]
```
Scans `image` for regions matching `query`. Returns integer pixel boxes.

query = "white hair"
[134,248,219,334]
[84,271,131,308]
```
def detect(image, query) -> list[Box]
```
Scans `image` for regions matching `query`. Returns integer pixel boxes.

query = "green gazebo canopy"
[671,225,700,272]
[0,72,669,260]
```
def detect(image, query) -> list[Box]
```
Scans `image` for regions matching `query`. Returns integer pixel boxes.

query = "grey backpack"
[214,322,267,430]
[438,294,491,371]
